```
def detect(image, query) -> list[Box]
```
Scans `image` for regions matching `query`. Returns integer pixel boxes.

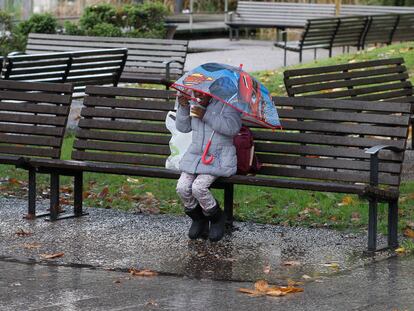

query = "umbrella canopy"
[171,62,281,129]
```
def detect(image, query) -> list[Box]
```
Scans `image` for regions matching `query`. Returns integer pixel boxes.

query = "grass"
[2,41,414,235]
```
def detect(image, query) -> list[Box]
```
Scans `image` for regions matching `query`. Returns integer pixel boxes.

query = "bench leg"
[299,51,302,63]
[313,48,317,60]
[224,184,234,229]
[236,28,240,41]
[388,199,399,249]
[368,198,378,252]
[411,118,414,149]
[49,172,60,221]
[74,172,83,217]
[27,168,36,217]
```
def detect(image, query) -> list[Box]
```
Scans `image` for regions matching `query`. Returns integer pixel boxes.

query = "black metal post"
[49,172,60,221]
[388,199,399,249]
[74,172,83,217]
[224,183,234,228]
[368,198,378,251]
[28,168,36,217]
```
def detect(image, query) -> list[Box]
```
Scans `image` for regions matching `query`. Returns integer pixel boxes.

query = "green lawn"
[2,41,414,235]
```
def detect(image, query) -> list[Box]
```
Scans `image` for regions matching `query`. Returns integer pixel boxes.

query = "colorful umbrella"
[171,62,281,164]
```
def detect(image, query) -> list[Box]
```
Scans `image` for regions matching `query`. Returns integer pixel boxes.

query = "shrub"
[0,10,25,55]
[87,22,122,37]
[16,13,58,36]
[63,21,85,36]
[79,4,118,30]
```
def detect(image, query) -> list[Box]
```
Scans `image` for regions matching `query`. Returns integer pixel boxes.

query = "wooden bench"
[283,58,414,148]
[227,1,335,40]
[25,33,189,88]
[24,86,410,252]
[0,80,73,218]
[4,49,127,97]
[274,17,340,66]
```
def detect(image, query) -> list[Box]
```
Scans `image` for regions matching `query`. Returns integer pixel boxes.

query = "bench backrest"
[0,80,73,159]
[4,49,127,97]
[72,86,175,167]
[393,13,414,42]
[340,4,414,16]
[283,58,414,104]
[332,15,368,48]
[73,86,409,189]
[362,14,399,46]
[300,18,339,49]
[259,96,409,189]
[233,1,335,25]
[27,33,188,83]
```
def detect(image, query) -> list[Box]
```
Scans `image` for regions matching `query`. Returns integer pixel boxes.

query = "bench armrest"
[163,60,184,82]
[8,51,26,56]
[365,145,405,186]
[227,11,239,22]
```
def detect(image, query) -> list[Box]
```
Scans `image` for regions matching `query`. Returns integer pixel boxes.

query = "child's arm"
[175,97,192,133]
[203,102,242,137]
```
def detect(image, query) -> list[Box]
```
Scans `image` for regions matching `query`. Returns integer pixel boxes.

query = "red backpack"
[233,126,262,175]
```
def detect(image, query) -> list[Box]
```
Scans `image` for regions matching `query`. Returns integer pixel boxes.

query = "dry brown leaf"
[403,227,414,239]
[254,279,269,292]
[98,186,109,199]
[238,288,262,296]
[263,265,271,274]
[280,286,304,293]
[22,243,41,249]
[15,228,33,237]
[266,289,286,296]
[40,252,64,259]
[302,274,312,280]
[129,268,158,277]
[8,178,23,185]
[287,279,304,286]
[338,196,354,206]
[127,177,141,184]
[283,260,301,266]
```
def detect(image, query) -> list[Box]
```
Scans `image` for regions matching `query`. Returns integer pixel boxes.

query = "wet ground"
[1,244,413,310]
[0,198,391,284]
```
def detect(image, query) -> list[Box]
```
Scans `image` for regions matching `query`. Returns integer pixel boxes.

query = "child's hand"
[178,95,189,107]
[190,105,206,119]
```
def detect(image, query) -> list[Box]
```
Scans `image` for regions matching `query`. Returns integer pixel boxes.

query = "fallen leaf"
[403,227,414,239]
[145,299,158,307]
[302,274,312,280]
[238,288,262,296]
[98,186,109,199]
[15,228,33,237]
[113,279,121,284]
[338,195,354,206]
[283,260,301,266]
[255,280,269,292]
[8,178,23,185]
[129,268,158,277]
[263,265,271,274]
[22,243,41,249]
[127,177,141,184]
[40,252,64,259]
[395,247,406,254]
[266,289,286,296]
[287,279,304,286]
[322,262,340,269]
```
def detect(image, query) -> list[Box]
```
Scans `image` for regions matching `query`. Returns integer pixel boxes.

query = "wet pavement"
[1,253,413,310]
[0,198,391,285]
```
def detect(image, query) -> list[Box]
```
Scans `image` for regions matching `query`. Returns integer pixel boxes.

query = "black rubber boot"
[184,205,209,240]
[204,202,226,242]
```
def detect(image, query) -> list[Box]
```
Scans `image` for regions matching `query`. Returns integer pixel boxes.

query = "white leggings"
[176,172,218,211]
